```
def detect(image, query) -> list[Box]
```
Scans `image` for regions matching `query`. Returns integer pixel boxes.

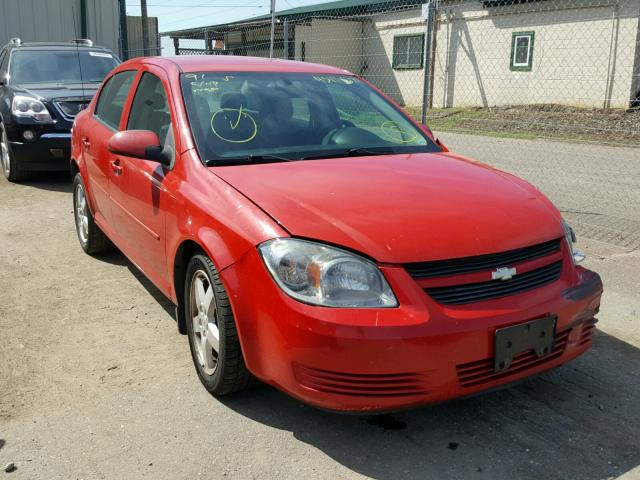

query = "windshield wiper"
[345,147,396,156]
[205,154,295,166]
[299,147,396,161]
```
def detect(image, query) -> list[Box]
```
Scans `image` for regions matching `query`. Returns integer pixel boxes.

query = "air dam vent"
[404,238,562,279]
[456,328,571,388]
[293,363,431,397]
[425,261,563,305]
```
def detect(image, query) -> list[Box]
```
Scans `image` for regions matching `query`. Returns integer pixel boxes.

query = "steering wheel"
[321,119,356,145]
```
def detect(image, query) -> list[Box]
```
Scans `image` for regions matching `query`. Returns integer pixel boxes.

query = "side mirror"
[108,130,170,166]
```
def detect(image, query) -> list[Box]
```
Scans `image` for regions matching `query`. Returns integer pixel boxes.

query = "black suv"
[0,38,120,181]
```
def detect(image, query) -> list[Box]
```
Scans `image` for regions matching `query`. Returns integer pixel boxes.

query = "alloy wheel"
[189,270,220,376]
[74,183,90,245]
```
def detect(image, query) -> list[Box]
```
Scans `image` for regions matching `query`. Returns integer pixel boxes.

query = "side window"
[392,34,424,70]
[127,72,172,146]
[94,70,136,129]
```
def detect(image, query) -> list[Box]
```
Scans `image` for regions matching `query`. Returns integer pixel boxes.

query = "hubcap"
[74,184,89,245]
[189,270,219,376]
[1,128,10,177]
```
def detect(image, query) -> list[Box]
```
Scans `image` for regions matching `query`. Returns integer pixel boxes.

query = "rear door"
[108,68,175,287]
[83,70,136,225]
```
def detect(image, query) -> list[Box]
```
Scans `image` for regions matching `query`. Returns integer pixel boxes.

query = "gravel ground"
[1,136,639,479]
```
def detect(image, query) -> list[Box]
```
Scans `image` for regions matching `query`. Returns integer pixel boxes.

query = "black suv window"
[9,49,118,84]
[128,73,172,146]
[95,71,136,130]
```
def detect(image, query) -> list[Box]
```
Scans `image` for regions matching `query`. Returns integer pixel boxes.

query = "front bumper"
[9,133,71,171]
[222,248,603,412]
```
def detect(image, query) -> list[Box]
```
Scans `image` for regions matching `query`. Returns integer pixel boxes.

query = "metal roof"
[162,0,426,37]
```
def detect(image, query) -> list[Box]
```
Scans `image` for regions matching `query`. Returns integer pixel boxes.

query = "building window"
[510,31,534,71]
[301,42,306,62]
[392,34,424,70]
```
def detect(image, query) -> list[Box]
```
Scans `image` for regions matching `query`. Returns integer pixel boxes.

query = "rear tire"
[73,173,112,254]
[1,122,28,182]
[185,253,255,396]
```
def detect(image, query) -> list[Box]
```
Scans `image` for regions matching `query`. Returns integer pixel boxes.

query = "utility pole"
[269,0,276,59]
[141,0,150,56]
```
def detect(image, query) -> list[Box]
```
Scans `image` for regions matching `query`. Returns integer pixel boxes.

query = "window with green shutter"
[392,34,424,70]
[510,31,535,71]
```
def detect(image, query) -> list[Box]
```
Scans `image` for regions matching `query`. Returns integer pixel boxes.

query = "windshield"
[180,72,440,164]
[10,49,119,84]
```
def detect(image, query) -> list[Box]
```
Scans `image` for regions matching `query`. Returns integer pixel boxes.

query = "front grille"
[456,328,571,388]
[293,363,431,397]
[404,238,562,279]
[425,261,562,305]
[53,100,90,119]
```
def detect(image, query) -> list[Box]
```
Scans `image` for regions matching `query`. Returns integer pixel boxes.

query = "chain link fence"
[157,0,640,249]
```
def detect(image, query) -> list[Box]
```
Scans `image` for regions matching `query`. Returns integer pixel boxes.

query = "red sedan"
[70,56,603,412]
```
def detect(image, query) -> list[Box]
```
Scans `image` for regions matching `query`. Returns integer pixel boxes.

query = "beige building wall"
[363,8,428,108]
[294,23,312,61]
[433,0,640,109]
[294,19,364,73]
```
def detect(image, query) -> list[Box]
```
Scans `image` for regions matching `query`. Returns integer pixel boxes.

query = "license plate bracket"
[494,316,556,372]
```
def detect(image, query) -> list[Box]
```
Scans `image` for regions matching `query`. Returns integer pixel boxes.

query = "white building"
[165,0,640,110]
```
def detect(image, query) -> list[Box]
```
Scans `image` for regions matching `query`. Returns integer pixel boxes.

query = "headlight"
[562,219,585,264]
[259,238,398,308]
[12,95,52,122]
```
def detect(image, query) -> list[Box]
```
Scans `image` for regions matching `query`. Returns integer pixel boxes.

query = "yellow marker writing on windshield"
[211,107,258,144]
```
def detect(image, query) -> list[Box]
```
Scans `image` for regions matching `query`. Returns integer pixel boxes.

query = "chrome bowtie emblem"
[492,267,517,281]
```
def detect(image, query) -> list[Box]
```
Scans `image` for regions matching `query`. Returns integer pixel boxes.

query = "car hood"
[13,83,99,101]
[212,153,563,263]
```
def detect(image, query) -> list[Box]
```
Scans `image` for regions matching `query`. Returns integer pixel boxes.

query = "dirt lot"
[1,136,639,479]
[425,105,640,146]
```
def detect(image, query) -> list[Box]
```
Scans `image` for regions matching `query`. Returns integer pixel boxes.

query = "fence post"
[269,0,276,59]
[283,18,289,59]
[141,0,150,57]
[421,0,436,124]
[118,0,129,60]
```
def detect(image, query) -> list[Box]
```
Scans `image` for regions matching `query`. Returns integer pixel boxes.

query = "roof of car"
[4,42,111,51]
[132,55,353,75]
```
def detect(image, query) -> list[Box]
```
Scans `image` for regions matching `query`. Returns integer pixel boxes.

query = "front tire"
[73,173,111,254]
[1,122,27,182]
[185,253,254,396]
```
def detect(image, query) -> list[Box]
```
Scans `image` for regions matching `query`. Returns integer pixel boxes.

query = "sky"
[125,0,333,56]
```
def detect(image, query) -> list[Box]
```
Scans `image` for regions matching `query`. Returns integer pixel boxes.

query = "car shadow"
[93,250,176,319]
[218,330,640,480]
[18,172,72,193]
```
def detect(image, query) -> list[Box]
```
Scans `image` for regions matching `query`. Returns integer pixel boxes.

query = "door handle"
[111,159,123,176]
[82,137,91,149]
